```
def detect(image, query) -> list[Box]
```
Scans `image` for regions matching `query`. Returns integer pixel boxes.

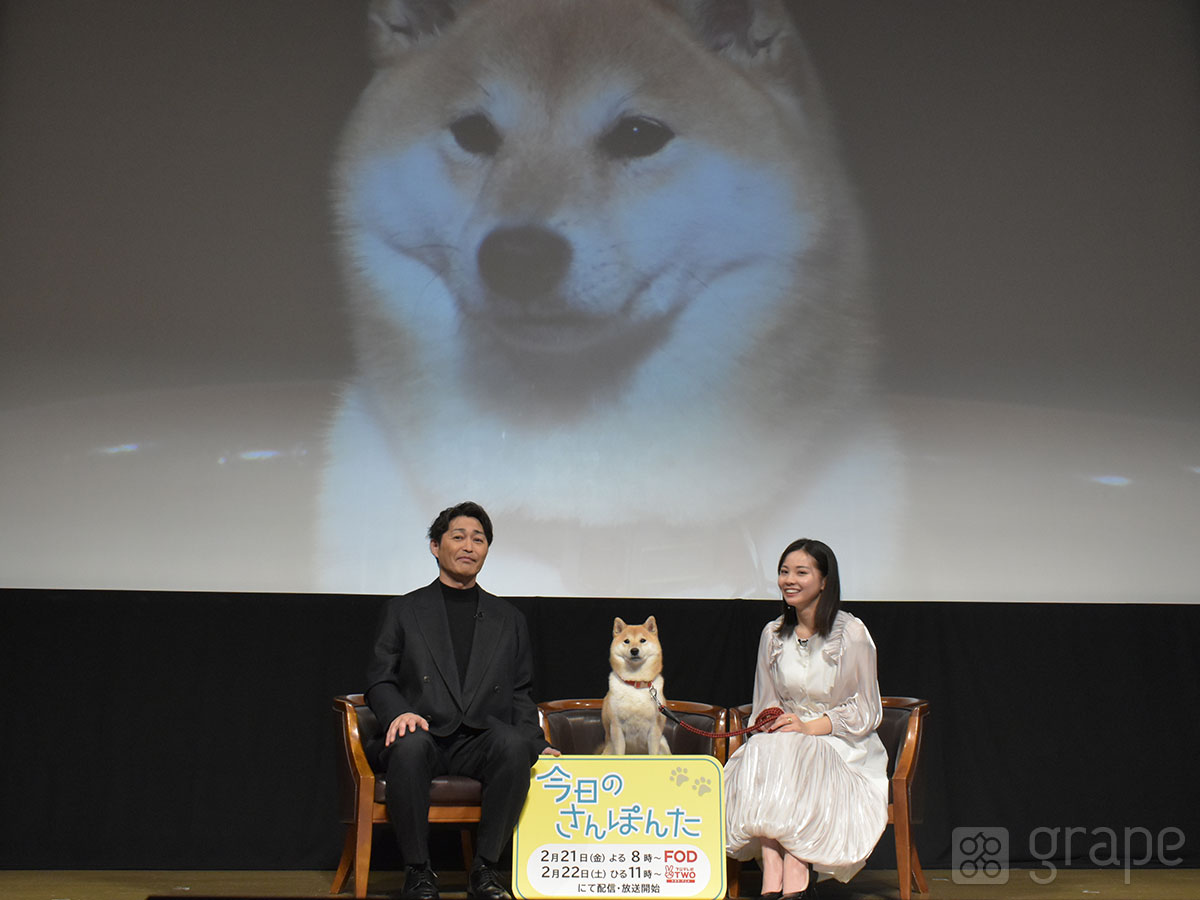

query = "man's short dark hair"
[427,501,493,546]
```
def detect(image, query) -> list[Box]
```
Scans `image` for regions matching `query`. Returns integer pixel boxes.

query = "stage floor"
[0,869,1196,900]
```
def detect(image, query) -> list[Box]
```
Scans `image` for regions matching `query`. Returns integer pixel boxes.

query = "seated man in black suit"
[366,501,560,900]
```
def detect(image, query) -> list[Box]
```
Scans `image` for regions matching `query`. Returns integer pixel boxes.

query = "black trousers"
[372,721,540,866]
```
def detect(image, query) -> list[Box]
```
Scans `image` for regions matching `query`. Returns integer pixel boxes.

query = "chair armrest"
[334,694,377,783]
[727,704,750,757]
[888,702,928,788]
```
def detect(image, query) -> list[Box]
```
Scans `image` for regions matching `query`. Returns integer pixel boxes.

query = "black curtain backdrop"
[1,591,1197,872]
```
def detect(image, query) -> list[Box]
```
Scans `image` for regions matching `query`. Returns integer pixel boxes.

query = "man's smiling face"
[431,515,490,588]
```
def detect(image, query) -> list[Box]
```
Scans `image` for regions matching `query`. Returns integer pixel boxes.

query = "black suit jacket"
[365,579,547,748]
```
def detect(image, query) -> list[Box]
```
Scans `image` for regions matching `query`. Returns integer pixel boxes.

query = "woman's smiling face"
[778,549,826,612]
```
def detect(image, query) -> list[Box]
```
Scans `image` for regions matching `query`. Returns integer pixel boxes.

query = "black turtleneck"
[439,581,479,685]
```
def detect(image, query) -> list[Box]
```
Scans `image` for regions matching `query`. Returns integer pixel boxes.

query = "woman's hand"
[767,712,805,733]
[767,712,831,735]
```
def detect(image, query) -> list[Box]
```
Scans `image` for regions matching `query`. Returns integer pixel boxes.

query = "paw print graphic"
[669,766,689,786]
[692,776,713,796]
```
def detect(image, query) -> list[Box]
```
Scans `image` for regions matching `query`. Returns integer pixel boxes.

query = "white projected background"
[1,1,1197,601]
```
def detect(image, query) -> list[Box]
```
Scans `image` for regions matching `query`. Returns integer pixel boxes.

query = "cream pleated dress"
[724,610,889,883]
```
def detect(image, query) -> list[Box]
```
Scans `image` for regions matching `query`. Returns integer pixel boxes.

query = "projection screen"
[1,0,1197,601]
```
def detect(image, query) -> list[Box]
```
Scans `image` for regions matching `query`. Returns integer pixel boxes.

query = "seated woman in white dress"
[724,538,888,900]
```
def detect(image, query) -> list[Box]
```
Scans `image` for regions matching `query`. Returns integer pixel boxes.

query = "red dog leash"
[646,684,783,739]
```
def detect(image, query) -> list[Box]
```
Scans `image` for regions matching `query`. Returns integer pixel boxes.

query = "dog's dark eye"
[450,113,501,156]
[598,115,674,159]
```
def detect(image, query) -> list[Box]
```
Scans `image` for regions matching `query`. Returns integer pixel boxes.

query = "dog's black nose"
[477,225,572,300]
[630,647,639,657]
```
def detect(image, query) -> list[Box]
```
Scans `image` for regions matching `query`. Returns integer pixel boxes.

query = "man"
[365,501,559,900]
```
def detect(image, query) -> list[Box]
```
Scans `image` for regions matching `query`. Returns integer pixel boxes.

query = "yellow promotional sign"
[513,755,726,900]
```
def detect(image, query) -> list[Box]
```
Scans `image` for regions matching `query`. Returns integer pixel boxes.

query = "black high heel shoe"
[801,862,819,899]
[758,892,783,900]
[804,861,819,899]
[780,863,819,900]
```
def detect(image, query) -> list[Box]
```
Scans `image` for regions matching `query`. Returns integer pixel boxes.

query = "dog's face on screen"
[330,0,869,525]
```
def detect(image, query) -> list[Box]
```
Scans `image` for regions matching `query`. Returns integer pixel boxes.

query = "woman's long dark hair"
[776,538,841,639]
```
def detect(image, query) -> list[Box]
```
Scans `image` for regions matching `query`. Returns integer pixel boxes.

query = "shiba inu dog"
[319,0,900,597]
[601,616,670,755]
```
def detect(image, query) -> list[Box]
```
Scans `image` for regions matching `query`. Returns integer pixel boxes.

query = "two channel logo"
[952,826,1009,884]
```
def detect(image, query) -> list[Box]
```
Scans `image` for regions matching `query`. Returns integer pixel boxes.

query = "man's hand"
[541,746,561,757]
[385,712,429,746]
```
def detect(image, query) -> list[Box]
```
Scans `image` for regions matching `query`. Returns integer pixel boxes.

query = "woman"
[724,539,888,900]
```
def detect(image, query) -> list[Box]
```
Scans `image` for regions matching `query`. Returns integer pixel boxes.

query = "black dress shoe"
[468,861,512,900]
[401,864,440,900]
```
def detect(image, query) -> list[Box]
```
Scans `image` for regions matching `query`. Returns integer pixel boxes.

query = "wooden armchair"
[725,696,930,899]
[539,698,731,762]
[877,696,930,899]
[330,694,482,898]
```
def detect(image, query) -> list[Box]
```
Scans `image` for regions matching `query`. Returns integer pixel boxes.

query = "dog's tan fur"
[601,616,671,755]
[319,0,899,598]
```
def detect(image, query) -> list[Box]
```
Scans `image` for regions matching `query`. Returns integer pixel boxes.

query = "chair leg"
[727,857,741,898]
[331,826,355,894]
[893,800,913,900]
[910,841,929,895]
[354,808,375,899]
[460,827,475,871]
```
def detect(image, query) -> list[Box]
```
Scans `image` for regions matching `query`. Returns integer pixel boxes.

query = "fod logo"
[664,848,699,885]
[660,845,709,888]
[664,850,699,863]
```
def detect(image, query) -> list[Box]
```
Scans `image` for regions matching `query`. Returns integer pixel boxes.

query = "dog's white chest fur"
[602,673,669,755]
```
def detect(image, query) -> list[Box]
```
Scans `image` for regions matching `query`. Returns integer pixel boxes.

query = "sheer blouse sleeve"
[823,617,884,738]
[749,620,782,723]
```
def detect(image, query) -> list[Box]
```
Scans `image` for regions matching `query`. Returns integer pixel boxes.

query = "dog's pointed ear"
[613,617,627,636]
[644,616,658,634]
[669,0,795,72]
[367,0,467,66]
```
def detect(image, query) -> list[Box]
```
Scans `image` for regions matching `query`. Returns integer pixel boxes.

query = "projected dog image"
[319,0,899,596]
